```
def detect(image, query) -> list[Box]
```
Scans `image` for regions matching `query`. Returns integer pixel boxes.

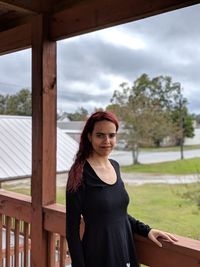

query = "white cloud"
[0,49,31,93]
[96,27,146,50]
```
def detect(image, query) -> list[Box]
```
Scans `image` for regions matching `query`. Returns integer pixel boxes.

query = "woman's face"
[88,120,117,157]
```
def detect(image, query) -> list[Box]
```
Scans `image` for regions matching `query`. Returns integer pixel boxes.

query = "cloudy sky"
[0,3,200,114]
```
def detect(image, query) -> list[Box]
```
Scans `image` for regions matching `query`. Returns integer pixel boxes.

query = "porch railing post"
[31,14,57,267]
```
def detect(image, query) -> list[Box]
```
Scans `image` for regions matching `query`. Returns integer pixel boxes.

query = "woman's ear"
[88,133,91,142]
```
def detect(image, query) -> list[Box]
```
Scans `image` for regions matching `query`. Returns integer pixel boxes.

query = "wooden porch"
[0,0,200,266]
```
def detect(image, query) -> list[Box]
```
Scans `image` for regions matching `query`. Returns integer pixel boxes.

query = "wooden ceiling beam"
[50,0,200,41]
[0,1,36,14]
[0,22,31,55]
[50,0,85,13]
[0,0,40,13]
[0,0,59,13]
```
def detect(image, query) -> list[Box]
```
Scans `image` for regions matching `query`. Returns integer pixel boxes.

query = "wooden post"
[31,14,57,267]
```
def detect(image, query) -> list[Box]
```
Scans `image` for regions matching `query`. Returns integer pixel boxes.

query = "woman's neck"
[87,154,110,168]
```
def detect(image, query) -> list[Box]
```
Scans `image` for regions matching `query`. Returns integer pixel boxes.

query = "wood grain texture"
[31,14,57,267]
[0,23,31,55]
[51,0,200,40]
[0,190,31,223]
[14,219,19,267]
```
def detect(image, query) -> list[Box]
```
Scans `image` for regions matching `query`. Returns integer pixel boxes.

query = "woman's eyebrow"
[96,132,116,134]
[95,132,117,136]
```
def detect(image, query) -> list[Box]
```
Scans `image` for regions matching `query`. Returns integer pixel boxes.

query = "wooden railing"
[0,189,200,267]
[0,190,31,267]
[44,204,71,267]
[1,227,31,267]
[44,204,200,267]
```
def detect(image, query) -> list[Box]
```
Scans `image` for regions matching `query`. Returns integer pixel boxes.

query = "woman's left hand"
[148,229,178,247]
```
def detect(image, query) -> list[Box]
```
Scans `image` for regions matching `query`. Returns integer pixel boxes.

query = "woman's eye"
[96,133,116,138]
[96,133,104,138]
[109,133,116,138]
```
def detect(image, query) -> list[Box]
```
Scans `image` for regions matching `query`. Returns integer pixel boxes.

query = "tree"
[106,103,123,120]
[109,74,192,164]
[169,83,194,159]
[191,113,200,126]
[0,94,8,114]
[0,89,32,115]
[16,88,32,115]
[93,107,104,113]
[171,98,194,159]
[67,107,89,121]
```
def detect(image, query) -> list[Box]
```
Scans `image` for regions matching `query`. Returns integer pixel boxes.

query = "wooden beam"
[0,0,42,13]
[135,234,200,267]
[44,203,85,239]
[44,204,66,236]
[0,190,31,222]
[51,0,85,12]
[0,1,37,14]
[51,0,200,40]
[0,23,31,55]
[0,0,60,13]
[31,14,57,267]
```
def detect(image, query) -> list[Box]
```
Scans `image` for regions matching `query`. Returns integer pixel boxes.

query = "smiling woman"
[66,111,177,267]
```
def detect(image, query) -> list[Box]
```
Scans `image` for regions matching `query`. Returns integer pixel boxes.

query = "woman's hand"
[148,229,178,247]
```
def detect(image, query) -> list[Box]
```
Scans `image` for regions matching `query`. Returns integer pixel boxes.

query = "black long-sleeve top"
[66,159,151,267]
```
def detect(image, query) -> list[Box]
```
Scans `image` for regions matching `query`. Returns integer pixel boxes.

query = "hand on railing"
[148,229,178,247]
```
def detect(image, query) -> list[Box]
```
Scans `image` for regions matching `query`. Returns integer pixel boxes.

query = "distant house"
[0,115,78,185]
[161,120,200,147]
[184,128,200,145]
[57,120,86,142]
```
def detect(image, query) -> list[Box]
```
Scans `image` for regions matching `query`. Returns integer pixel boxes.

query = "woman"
[66,111,177,267]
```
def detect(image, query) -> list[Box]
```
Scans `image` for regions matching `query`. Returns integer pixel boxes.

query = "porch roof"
[1,0,200,55]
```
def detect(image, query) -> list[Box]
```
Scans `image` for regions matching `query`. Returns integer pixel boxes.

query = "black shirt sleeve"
[66,187,86,267]
[128,214,151,237]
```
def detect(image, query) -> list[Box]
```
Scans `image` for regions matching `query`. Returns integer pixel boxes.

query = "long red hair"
[67,111,119,192]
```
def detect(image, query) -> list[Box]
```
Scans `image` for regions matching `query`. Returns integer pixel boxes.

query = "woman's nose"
[103,135,110,142]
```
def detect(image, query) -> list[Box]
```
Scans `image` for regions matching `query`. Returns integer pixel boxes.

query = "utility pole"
[179,93,184,160]
[173,82,184,160]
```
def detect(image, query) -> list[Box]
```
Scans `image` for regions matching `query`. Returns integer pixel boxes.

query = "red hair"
[67,111,119,192]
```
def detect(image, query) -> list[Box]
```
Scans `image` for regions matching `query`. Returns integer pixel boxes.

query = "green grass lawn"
[121,157,200,175]
[126,183,199,240]
[140,144,200,152]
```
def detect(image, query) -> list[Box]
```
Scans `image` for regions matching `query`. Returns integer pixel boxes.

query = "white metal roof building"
[0,115,78,182]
